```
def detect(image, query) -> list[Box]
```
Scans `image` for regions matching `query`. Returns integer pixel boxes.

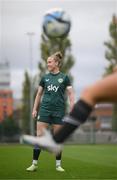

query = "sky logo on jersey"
[47,84,59,92]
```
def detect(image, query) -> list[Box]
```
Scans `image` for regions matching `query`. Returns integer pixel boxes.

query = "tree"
[21,33,75,134]
[0,116,20,142]
[104,14,117,131]
[35,34,75,112]
[36,34,75,86]
[21,71,31,134]
[2,116,20,137]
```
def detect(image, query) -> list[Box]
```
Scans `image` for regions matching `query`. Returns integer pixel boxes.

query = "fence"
[67,128,117,144]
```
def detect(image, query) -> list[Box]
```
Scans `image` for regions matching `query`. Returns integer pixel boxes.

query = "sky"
[0,0,116,99]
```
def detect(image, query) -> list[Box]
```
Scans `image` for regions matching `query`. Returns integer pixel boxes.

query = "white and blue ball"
[42,8,71,38]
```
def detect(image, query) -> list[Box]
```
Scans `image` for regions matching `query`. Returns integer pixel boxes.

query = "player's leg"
[80,72,117,105]
[53,72,117,143]
[26,121,49,171]
[52,124,65,172]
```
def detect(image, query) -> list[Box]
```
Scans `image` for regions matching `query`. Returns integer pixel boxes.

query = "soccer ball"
[42,8,71,38]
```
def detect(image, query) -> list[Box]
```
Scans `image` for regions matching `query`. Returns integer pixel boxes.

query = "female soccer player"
[26,51,75,172]
[29,66,117,154]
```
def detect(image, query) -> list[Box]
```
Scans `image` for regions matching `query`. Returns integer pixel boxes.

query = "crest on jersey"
[58,78,63,83]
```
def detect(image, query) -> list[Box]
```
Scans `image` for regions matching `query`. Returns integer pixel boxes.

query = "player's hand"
[32,110,37,119]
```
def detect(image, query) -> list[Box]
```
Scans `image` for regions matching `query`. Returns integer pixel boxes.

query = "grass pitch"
[0,144,117,179]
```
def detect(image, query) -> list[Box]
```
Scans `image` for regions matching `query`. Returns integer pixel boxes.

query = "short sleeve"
[39,76,45,88]
[65,75,71,87]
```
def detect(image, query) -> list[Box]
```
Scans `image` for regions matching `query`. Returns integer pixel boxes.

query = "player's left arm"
[66,86,75,112]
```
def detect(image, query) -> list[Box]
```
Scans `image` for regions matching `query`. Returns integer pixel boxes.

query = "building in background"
[81,104,113,131]
[83,104,113,143]
[69,104,114,144]
[0,61,13,122]
[93,104,113,131]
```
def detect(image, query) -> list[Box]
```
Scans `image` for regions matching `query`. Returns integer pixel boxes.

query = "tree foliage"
[36,34,75,112]
[104,14,117,132]
[36,34,75,83]
[104,14,117,74]
[21,32,75,133]
[0,116,20,138]
[21,71,31,134]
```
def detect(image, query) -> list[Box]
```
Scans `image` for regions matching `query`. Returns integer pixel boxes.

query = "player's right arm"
[32,86,44,119]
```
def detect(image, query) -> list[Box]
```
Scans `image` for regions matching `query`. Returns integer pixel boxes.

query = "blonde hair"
[51,51,63,67]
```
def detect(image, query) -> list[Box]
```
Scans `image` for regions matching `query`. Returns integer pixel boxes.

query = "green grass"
[0,144,117,179]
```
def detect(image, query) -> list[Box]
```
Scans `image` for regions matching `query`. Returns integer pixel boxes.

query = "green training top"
[39,72,71,112]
